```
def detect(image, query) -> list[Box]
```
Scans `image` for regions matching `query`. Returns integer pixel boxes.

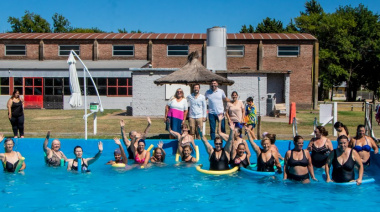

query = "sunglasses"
[214,143,222,146]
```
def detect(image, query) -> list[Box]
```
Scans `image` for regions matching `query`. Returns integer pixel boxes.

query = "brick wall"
[0,39,40,60]
[97,40,148,60]
[43,40,93,60]
[227,41,258,70]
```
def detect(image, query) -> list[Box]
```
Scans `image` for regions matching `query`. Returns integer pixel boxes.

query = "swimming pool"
[1,138,379,211]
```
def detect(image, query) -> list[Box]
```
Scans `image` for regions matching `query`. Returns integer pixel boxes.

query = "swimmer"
[245,128,282,172]
[325,135,363,185]
[167,121,196,150]
[43,131,68,167]
[198,116,233,171]
[120,117,151,159]
[349,125,378,166]
[217,114,251,161]
[151,141,166,163]
[106,137,128,165]
[266,133,284,161]
[0,135,26,172]
[307,126,333,168]
[283,136,317,183]
[130,139,150,167]
[177,139,197,163]
[334,121,349,138]
[230,143,250,169]
[67,141,103,172]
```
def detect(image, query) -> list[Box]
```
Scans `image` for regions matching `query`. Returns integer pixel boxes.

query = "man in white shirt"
[205,80,230,140]
[187,84,207,139]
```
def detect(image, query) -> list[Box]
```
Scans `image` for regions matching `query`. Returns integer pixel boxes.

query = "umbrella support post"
[94,113,97,135]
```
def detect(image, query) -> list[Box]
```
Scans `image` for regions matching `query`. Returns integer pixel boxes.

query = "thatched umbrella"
[154,51,234,86]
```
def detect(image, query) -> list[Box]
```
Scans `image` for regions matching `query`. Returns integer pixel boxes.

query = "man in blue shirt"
[187,84,207,139]
[205,80,230,140]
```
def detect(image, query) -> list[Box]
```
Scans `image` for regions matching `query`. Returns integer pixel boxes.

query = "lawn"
[0,109,379,141]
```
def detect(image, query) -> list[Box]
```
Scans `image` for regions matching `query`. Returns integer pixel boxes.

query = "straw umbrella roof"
[154,51,234,86]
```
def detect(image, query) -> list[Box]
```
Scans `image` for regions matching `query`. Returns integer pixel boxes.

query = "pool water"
[1,139,379,211]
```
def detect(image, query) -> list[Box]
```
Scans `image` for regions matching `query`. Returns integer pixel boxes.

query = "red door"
[24,78,43,109]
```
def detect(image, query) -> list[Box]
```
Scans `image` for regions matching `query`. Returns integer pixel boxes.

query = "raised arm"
[177,138,184,156]
[217,114,229,141]
[224,121,235,157]
[141,117,152,139]
[198,125,213,156]
[114,137,128,164]
[87,141,103,165]
[120,120,131,147]
[43,131,51,153]
[129,137,138,158]
[166,119,181,139]
[324,150,334,182]
[244,125,261,155]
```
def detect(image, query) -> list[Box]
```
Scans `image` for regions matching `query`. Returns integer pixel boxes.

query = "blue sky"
[0,0,378,33]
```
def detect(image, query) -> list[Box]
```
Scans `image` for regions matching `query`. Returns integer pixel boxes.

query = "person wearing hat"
[106,137,128,165]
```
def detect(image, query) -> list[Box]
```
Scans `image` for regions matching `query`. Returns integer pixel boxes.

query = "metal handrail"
[292,117,298,137]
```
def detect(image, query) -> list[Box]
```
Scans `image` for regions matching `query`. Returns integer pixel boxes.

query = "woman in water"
[106,138,128,165]
[218,114,251,161]
[130,139,150,167]
[0,135,26,172]
[165,88,188,136]
[245,128,282,172]
[177,139,197,163]
[307,126,333,168]
[151,141,166,163]
[167,122,196,151]
[225,91,245,129]
[349,125,378,166]
[198,116,233,171]
[334,122,349,138]
[43,131,68,167]
[283,136,317,183]
[266,133,284,160]
[7,89,24,138]
[67,141,103,172]
[230,143,250,169]
[325,135,363,185]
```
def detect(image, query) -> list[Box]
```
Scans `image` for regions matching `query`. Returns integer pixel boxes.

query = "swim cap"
[114,149,121,154]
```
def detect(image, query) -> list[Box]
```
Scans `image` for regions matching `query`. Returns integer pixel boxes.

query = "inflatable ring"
[196,164,239,175]
[240,166,278,176]
[14,157,25,173]
[112,163,126,168]
[322,173,375,185]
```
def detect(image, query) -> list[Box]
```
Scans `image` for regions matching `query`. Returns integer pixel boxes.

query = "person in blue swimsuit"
[325,135,363,185]
[67,141,103,172]
[283,135,317,183]
[0,135,26,172]
[349,125,378,166]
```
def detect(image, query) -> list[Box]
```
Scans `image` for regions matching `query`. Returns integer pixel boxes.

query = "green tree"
[69,27,105,33]
[118,28,128,33]
[8,10,51,32]
[285,19,299,33]
[52,13,70,33]
[255,17,284,33]
[240,24,254,33]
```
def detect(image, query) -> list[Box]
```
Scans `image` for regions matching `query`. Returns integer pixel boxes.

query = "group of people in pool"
[0,117,378,185]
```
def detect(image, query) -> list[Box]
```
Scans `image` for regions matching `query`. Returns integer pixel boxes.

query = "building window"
[167,45,188,56]
[0,77,9,95]
[59,45,80,56]
[5,45,26,56]
[14,77,23,95]
[277,46,300,57]
[227,45,244,57]
[113,45,134,56]
[107,78,132,96]
[44,78,64,95]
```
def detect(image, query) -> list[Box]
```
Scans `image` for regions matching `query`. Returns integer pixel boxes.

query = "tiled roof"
[0,33,316,40]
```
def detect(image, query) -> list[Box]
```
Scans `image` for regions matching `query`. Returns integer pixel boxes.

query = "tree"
[285,19,299,33]
[8,10,51,33]
[52,13,70,33]
[69,27,105,33]
[118,28,128,33]
[240,24,254,33]
[255,17,284,33]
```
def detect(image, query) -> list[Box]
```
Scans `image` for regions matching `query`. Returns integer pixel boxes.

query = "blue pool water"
[1,138,380,211]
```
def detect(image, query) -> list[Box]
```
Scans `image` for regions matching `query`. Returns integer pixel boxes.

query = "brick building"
[0,28,318,116]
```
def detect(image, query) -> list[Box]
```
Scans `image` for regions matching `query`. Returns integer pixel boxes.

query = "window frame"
[277,45,300,57]
[59,45,80,56]
[227,45,245,57]
[5,45,26,56]
[167,45,189,56]
[112,45,135,57]
[107,78,132,97]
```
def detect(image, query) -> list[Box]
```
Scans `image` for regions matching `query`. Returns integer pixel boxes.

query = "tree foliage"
[255,17,284,33]
[8,11,51,33]
[52,13,70,33]
[69,27,105,33]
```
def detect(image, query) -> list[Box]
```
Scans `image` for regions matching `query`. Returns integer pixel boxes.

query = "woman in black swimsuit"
[307,126,333,168]
[284,136,317,183]
[199,115,233,171]
[7,89,24,138]
[230,143,250,169]
[325,135,363,185]
[245,127,281,172]
[177,136,197,163]
[43,131,68,167]
[0,136,26,172]
[67,141,103,172]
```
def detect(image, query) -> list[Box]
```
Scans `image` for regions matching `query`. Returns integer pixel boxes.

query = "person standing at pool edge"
[205,80,230,140]
[245,97,257,140]
[7,89,24,138]
[187,84,207,139]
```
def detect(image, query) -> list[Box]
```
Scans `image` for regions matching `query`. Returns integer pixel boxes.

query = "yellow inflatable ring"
[112,163,126,168]
[195,164,239,175]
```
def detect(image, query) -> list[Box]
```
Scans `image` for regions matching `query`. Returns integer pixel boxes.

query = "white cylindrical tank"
[207,27,226,47]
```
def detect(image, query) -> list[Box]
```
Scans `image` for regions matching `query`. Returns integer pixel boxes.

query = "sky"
[0,0,379,33]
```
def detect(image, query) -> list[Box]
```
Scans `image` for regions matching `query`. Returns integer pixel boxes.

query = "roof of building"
[0,60,149,69]
[0,33,317,40]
